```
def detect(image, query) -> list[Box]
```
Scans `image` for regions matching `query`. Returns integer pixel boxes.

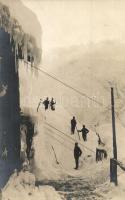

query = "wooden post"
[110,87,118,186]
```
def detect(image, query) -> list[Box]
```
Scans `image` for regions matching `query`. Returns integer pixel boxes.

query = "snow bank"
[106,173,125,200]
[2,170,63,200]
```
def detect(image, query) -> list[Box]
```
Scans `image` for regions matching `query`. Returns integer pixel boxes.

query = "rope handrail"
[45,129,94,162]
[45,124,77,146]
[45,122,95,153]
[45,131,73,152]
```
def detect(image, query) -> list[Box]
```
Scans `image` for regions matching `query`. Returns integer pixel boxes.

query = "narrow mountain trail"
[33,106,110,200]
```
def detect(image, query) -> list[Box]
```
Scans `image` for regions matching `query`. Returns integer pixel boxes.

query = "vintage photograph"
[0,0,125,199]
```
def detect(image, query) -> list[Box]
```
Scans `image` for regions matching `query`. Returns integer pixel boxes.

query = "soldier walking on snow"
[43,97,50,111]
[50,98,56,111]
[71,116,77,134]
[78,125,89,141]
[74,142,82,170]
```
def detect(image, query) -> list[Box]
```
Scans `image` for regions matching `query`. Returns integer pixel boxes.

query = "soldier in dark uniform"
[43,97,50,111]
[50,98,56,111]
[78,125,89,141]
[74,142,82,170]
[71,116,77,134]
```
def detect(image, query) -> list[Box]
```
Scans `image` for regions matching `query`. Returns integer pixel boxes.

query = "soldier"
[78,125,89,141]
[74,143,82,170]
[71,116,77,134]
[43,97,50,111]
[50,98,56,111]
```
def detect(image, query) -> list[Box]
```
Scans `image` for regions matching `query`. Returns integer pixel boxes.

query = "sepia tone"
[0,0,125,200]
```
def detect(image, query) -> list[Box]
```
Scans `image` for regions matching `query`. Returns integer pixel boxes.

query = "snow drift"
[2,170,63,200]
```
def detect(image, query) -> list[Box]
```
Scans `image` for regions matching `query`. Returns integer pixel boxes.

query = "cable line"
[24,61,105,107]
[45,131,73,152]
[24,60,123,117]
[25,60,119,124]
[45,128,92,162]
[45,124,77,146]
[45,122,95,153]
[24,60,125,130]
[26,60,122,126]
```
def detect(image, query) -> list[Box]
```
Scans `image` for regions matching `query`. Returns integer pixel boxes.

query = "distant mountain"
[43,41,125,127]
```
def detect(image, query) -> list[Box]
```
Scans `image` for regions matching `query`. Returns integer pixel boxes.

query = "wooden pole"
[111,87,118,186]
[51,145,59,164]
[76,126,80,140]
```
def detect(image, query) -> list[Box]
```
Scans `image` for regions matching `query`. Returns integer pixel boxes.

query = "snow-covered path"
[36,177,106,200]
[33,103,109,179]
[31,105,111,200]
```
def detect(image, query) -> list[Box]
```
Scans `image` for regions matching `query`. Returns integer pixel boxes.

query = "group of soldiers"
[37,98,107,170]
[71,116,89,170]
[37,97,56,112]
[71,116,89,142]
[71,117,108,169]
[37,98,90,170]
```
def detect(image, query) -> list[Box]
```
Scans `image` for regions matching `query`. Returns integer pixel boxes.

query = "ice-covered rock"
[2,169,63,200]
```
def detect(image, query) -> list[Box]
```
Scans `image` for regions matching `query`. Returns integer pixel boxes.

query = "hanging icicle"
[0,2,41,67]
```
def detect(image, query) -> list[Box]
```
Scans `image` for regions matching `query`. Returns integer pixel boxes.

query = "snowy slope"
[33,105,97,180]
[19,61,125,186]
[18,62,108,182]
[2,0,125,198]
[33,105,125,183]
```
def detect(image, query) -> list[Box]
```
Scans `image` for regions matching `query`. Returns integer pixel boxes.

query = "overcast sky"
[22,0,125,55]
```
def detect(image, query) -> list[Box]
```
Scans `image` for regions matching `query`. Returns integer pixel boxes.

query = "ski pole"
[76,126,80,140]
[37,99,42,112]
[51,145,59,164]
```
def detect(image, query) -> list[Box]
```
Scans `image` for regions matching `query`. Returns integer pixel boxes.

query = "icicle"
[0,2,41,70]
